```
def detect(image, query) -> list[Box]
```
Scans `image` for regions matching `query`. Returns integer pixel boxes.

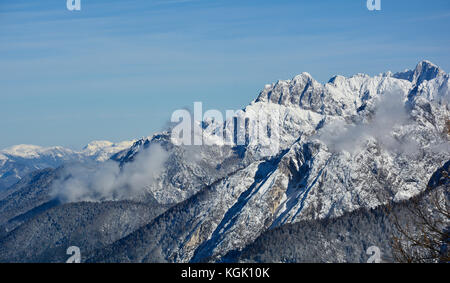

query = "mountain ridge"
[0,140,135,191]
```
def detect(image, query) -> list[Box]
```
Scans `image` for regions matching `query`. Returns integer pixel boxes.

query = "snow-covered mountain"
[0,140,135,191]
[90,60,448,262]
[81,140,137,162]
[0,60,448,263]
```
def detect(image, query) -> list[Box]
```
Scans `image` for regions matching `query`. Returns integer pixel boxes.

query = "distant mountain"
[0,140,135,191]
[0,60,448,263]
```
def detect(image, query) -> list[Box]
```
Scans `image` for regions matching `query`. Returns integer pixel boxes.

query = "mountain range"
[0,60,448,262]
[0,140,135,191]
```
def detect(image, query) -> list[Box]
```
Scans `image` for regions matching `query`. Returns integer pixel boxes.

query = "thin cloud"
[51,144,168,202]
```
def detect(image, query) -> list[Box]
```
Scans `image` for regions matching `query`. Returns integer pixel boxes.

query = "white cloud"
[317,90,409,153]
[51,144,168,202]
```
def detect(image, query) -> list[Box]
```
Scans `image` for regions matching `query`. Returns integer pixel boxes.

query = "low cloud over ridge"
[51,144,168,203]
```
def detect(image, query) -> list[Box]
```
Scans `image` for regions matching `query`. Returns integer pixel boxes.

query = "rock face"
[0,60,448,263]
[238,161,450,263]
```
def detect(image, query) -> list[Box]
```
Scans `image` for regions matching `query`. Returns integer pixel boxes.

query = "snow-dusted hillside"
[0,140,135,191]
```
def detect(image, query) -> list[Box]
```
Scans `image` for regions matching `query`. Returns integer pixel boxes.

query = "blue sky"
[1,0,449,149]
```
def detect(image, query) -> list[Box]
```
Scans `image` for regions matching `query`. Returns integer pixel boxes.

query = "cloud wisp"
[317,90,410,154]
[51,144,168,203]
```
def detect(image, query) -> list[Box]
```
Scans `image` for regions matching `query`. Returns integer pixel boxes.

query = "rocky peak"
[394,60,445,86]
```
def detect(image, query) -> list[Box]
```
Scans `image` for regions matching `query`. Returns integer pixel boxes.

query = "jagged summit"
[255,60,447,115]
[410,60,445,85]
[255,71,323,110]
[292,72,313,81]
[394,60,445,85]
